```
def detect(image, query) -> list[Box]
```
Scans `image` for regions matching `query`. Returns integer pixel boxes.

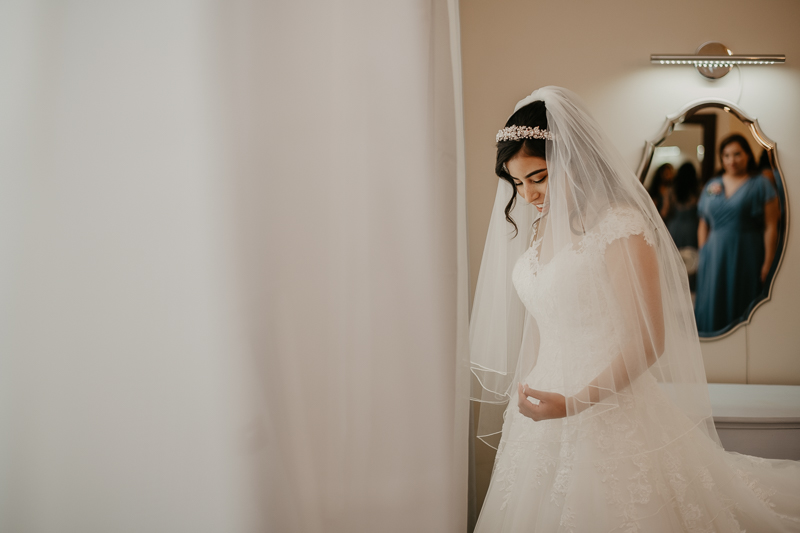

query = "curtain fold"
[1,1,468,531]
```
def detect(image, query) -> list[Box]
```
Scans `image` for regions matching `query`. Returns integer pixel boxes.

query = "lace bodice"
[511,207,655,395]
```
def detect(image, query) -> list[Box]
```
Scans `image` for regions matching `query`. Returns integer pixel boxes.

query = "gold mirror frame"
[637,98,790,341]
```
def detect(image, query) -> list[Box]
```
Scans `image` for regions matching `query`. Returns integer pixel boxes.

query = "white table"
[708,383,800,460]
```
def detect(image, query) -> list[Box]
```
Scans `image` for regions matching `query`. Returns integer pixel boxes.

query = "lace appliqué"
[589,397,657,533]
[733,463,777,511]
[585,383,744,533]
[658,450,742,533]
[492,427,557,511]
[730,456,800,528]
[579,206,656,256]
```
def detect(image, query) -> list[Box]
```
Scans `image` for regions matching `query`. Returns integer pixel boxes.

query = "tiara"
[496,125,554,143]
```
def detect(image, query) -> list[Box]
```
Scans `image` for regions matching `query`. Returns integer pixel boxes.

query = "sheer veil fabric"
[470,87,800,532]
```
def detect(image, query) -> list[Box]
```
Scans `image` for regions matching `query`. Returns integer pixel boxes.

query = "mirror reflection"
[639,102,787,338]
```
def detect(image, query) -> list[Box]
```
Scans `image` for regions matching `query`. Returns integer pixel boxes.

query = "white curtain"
[0,1,468,532]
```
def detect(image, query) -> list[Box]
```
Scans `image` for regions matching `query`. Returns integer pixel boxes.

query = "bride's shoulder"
[585,205,656,251]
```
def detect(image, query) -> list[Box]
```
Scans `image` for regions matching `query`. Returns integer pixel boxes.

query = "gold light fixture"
[651,41,785,79]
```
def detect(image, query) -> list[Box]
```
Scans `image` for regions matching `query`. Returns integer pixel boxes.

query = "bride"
[470,86,800,532]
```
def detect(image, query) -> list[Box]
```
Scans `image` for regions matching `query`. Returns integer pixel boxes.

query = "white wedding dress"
[474,207,800,533]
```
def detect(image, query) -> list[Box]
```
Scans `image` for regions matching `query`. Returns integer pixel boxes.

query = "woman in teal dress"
[695,134,780,335]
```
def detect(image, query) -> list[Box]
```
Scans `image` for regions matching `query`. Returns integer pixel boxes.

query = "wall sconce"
[651,41,785,79]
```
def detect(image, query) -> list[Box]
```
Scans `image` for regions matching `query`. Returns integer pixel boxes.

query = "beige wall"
[462,0,800,386]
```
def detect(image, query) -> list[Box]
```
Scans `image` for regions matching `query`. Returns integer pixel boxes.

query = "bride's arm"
[566,233,665,414]
[517,233,665,421]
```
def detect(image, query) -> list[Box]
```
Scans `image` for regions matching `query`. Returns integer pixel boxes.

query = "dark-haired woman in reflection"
[695,134,779,335]
[667,163,700,291]
[647,163,674,220]
[759,149,777,187]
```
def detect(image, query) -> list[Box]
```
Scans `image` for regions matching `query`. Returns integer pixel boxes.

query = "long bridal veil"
[470,86,719,449]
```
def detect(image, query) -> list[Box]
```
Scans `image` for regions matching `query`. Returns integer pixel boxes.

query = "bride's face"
[506,151,548,213]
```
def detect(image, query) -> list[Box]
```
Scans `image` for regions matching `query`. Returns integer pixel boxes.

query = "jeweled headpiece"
[495,125,554,143]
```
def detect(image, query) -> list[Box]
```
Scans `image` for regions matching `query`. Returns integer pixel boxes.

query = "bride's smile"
[505,153,549,213]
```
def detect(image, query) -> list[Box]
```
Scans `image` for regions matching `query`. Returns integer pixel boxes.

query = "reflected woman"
[647,163,674,220]
[667,162,699,250]
[667,163,700,291]
[695,134,779,335]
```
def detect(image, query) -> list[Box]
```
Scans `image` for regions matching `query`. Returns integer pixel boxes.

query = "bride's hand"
[517,383,567,421]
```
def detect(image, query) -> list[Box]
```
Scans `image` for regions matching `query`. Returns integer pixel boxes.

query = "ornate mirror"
[637,99,789,339]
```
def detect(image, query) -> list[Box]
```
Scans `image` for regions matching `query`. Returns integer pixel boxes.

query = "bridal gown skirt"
[475,371,800,533]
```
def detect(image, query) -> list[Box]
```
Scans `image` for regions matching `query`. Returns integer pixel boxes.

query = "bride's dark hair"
[495,100,547,236]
